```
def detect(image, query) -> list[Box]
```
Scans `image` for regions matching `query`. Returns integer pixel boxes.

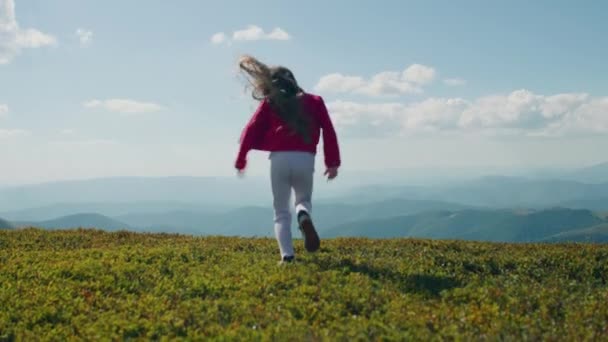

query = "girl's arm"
[316,97,341,169]
[235,100,269,170]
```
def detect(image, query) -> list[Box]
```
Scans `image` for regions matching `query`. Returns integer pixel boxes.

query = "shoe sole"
[300,218,320,252]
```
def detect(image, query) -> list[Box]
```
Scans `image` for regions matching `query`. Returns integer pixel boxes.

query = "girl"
[235,55,341,263]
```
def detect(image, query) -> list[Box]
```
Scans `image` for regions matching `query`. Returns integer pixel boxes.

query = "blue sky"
[1,0,607,184]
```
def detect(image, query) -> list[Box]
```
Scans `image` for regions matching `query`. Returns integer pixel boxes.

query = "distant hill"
[0,217,13,229]
[115,199,471,236]
[557,198,608,211]
[314,198,472,228]
[15,213,131,231]
[12,204,604,242]
[432,178,608,208]
[5,206,608,243]
[118,207,275,236]
[563,162,608,184]
[544,224,608,243]
[0,201,218,222]
[0,177,272,212]
[324,208,605,242]
[120,204,606,241]
[116,210,215,234]
[334,177,608,208]
[4,174,608,216]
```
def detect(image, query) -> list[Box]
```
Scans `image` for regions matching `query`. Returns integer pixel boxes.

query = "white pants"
[270,151,315,258]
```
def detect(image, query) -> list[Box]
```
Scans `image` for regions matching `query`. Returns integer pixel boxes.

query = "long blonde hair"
[238,55,311,143]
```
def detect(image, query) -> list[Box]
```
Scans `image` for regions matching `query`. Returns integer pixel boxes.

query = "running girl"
[235,55,341,263]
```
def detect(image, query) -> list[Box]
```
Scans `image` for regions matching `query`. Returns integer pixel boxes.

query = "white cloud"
[233,25,265,41]
[210,32,227,44]
[233,25,291,41]
[0,0,57,64]
[542,97,608,136]
[403,64,437,85]
[539,93,588,118]
[327,90,608,137]
[326,100,404,137]
[83,99,101,108]
[211,25,291,45]
[459,90,541,128]
[0,103,7,117]
[315,74,365,93]
[403,98,468,131]
[358,71,422,96]
[315,64,436,97]
[76,28,93,46]
[327,100,403,127]
[443,78,467,86]
[16,28,56,47]
[265,28,290,40]
[0,128,30,138]
[61,129,75,135]
[83,99,164,114]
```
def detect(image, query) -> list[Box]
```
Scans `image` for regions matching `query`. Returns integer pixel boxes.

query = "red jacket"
[235,93,341,170]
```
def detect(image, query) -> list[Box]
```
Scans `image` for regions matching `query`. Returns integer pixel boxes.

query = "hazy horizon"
[0,160,605,189]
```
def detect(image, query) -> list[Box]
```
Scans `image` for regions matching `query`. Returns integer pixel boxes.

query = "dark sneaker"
[298,211,320,252]
[278,255,295,265]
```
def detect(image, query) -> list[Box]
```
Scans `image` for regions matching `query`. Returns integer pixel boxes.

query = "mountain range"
[544,223,608,243]
[323,207,605,242]
[2,162,608,213]
[2,161,608,242]
[4,206,607,243]
[12,213,131,231]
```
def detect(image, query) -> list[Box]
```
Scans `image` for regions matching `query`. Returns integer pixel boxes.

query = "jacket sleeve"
[317,97,341,169]
[235,100,269,170]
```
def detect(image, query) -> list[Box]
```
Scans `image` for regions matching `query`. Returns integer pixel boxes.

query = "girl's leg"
[291,152,320,252]
[291,152,315,215]
[270,152,294,258]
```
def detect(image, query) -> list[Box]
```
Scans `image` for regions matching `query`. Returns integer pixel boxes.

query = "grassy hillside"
[1,229,607,340]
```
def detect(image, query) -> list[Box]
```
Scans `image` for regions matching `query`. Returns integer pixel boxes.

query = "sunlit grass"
[1,228,607,340]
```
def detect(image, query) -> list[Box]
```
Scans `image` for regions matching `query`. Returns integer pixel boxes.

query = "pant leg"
[270,152,294,258]
[291,152,315,216]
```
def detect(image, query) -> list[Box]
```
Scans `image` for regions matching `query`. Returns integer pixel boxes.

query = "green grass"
[1,228,607,340]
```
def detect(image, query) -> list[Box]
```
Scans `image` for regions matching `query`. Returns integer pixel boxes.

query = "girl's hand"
[235,158,247,176]
[324,167,338,180]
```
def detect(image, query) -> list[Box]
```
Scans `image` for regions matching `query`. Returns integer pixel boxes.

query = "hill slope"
[0,201,214,222]
[340,177,608,208]
[0,177,271,212]
[0,217,13,229]
[564,161,608,183]
[324,208,605,242]
[1,229,606,340]
[545,223,608,243]
[14,213,131,231]
[557,198,608,211]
